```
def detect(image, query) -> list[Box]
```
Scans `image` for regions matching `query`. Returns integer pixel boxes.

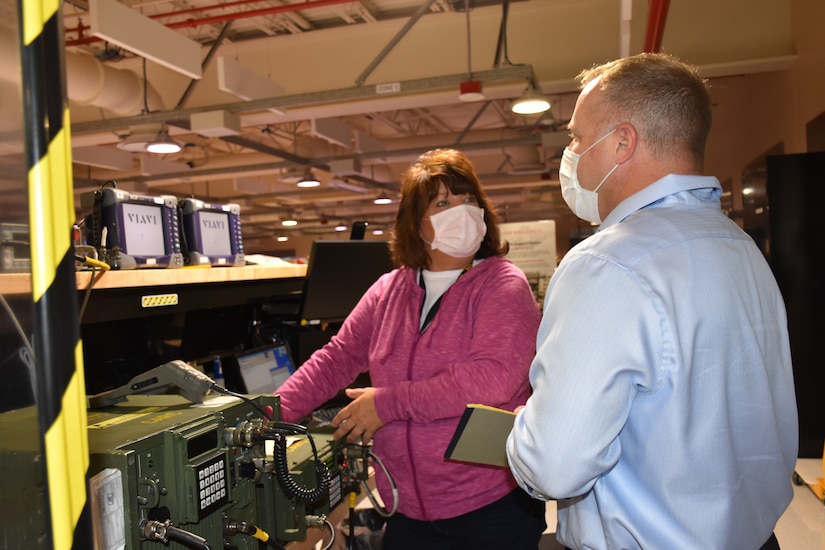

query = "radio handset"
[87,360,216,408]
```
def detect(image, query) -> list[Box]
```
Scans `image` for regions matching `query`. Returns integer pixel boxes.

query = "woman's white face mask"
[425,204,486,258]
[559,128,619,224]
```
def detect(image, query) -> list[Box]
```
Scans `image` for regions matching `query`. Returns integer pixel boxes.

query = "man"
[506,53,798,550]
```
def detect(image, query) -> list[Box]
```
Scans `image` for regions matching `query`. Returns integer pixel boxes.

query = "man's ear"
[614,122,637,164]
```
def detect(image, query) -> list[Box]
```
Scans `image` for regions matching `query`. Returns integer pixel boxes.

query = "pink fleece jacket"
[276,255,541,521]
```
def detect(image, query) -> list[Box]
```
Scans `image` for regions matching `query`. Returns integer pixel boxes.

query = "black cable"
[165,525,211,550]
[348,491,356,550]
[77,264,97,322]
[142,56,149,114]
[177,200,191,263]
[208,384,273,420]
[269,430,330,506]
[493,0,512,67]
[0,294,34,361]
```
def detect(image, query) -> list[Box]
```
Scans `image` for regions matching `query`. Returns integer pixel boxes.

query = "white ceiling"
[19,0,797,245]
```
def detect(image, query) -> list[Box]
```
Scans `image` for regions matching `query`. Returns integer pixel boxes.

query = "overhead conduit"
[0,29,163,116]
[65,52,165,115]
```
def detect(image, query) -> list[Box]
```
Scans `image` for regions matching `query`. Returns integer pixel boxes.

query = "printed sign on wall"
[501,220,556,305]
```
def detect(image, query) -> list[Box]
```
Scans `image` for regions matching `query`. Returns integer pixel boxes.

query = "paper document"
[444,404,516,468]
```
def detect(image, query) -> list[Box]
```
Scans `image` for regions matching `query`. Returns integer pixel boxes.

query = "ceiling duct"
[65,51,164,115]
[329,158,363,177]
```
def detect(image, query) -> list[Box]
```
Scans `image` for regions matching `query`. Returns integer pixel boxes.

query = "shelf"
[77,264,307,324]
[75,263,307,290]
[1,263,306,296]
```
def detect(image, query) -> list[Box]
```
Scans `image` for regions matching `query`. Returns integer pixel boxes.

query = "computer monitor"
[235,342,296,394]
[299,240,395,324]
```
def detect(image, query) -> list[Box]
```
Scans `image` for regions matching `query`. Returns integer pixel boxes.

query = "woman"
[276,148,545,549]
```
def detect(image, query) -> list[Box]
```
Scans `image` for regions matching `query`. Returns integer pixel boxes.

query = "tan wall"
[704,0,825,210]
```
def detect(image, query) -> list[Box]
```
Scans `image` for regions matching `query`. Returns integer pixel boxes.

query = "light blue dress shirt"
[507,174,798,550]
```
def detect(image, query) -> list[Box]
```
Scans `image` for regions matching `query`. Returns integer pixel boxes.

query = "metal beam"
[71,65,536,135]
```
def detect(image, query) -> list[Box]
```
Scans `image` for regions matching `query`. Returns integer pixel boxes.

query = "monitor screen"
[236,343,296,394]
[300,240,395,323]
[199,210,232,256]
[121,202,166,256]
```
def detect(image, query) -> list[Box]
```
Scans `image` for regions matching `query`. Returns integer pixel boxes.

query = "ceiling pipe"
[0,29,163,115]
[65,0,363,47]
[643,0,670,53]
[65,52,165,115]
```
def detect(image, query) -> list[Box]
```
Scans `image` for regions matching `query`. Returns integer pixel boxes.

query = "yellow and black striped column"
[18,0,92,547]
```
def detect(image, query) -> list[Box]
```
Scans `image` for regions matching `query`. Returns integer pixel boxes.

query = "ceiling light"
[372,229,384,236]
[282,218,298,227]
[296,169,320,188]
[335,222,347,231]
[511,86,551,115]
[146,131,182,154]
[374,192,392,205]
[117,124,181,154]
[459,80,485,102]
[277,236,288,242]
[118,125,182,154]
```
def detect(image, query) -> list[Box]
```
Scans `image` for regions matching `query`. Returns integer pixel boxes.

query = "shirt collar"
[599,174,722,230]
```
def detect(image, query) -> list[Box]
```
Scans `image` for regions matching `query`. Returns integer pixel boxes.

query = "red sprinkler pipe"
[643,0,670,53]
[65,0,359,47]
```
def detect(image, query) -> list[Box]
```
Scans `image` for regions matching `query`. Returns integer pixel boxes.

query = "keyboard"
[308,404,344,428]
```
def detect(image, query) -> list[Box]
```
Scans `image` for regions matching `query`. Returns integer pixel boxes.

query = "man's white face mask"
[559,128,619,223]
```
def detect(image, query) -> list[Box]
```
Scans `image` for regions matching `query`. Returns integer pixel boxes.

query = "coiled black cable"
[269,428,331,506]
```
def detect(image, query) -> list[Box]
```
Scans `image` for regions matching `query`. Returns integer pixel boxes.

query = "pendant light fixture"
[511,85,551,115]
[296,168,320,188]
[145,126,182,154]
[118,123,182,154]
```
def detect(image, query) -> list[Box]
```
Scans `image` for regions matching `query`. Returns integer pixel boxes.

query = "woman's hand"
[331,387,385,444]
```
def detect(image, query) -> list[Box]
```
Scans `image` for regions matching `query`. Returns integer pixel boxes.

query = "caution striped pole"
[18,0,92,547]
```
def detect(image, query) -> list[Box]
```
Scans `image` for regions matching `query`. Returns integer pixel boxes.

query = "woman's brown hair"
[389,148,508,268]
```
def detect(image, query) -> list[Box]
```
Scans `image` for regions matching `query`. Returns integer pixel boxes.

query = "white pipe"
[66,52,165,115]
[0,28,164,116]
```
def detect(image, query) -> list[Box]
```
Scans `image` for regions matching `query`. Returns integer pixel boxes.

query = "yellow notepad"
[444,404,516,468]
